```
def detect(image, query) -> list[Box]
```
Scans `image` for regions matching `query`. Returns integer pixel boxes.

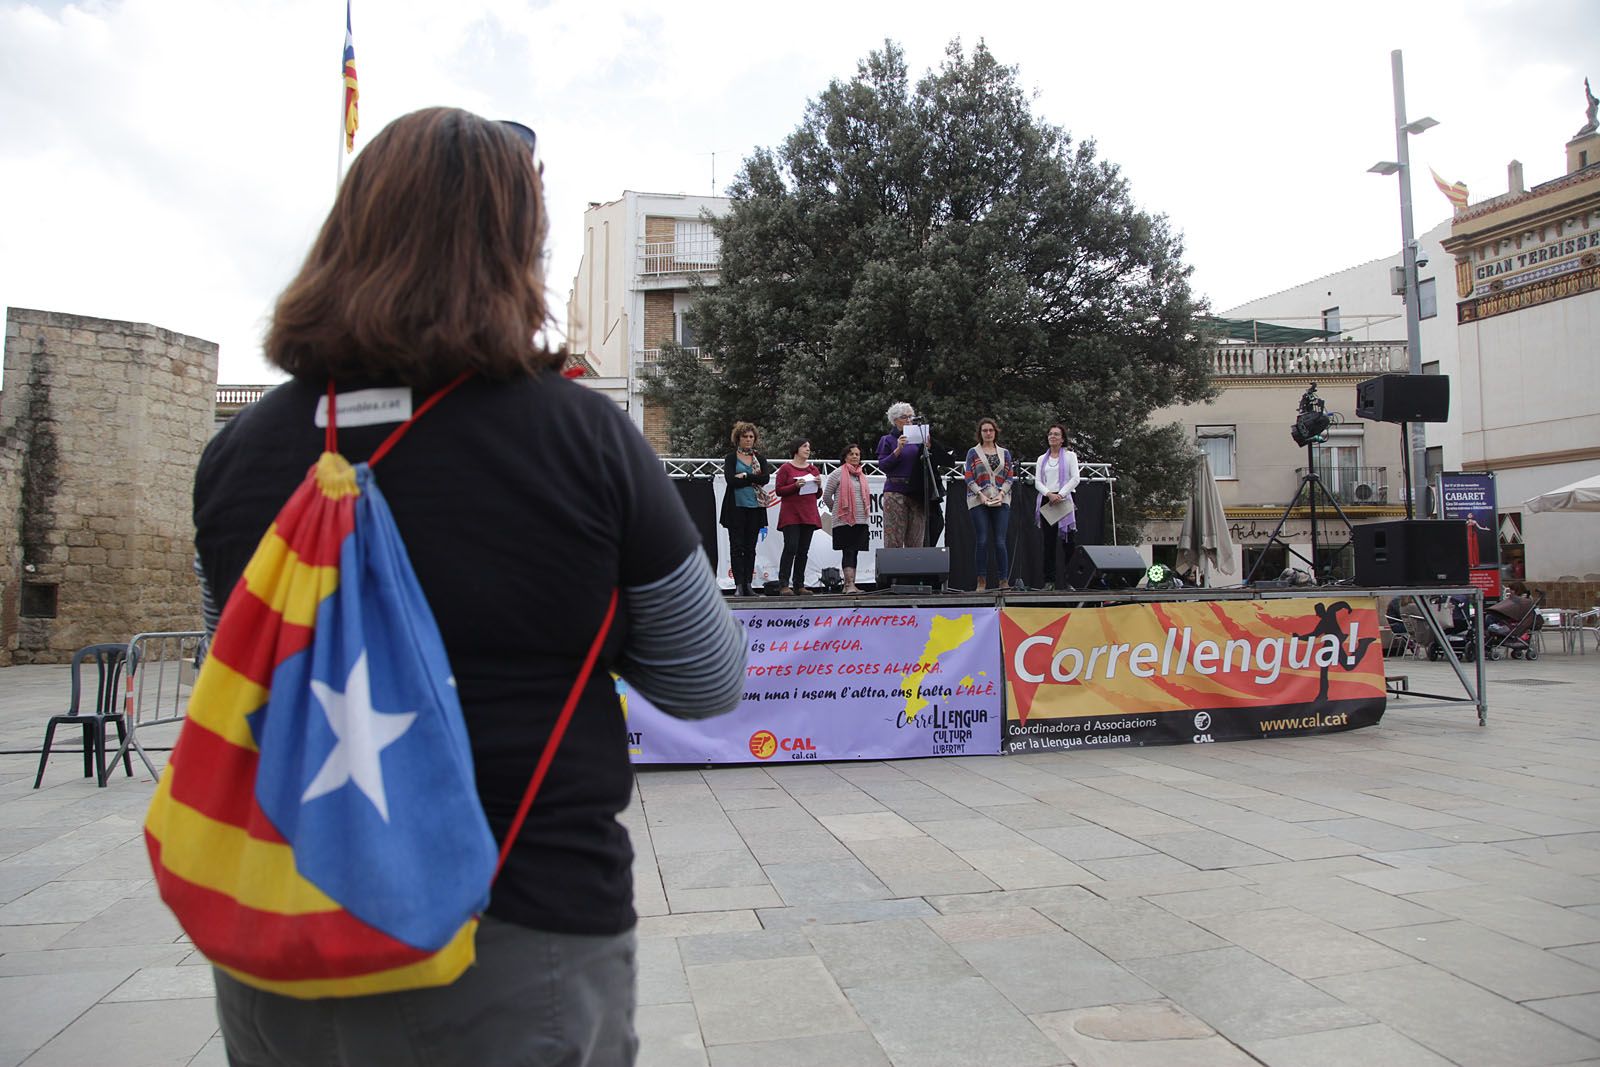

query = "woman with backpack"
[185,108,743,1067]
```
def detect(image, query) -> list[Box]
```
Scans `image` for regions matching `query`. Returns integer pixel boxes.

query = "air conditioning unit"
[1352,480,1383,504]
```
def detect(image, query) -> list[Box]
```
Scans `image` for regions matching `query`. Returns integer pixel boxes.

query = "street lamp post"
[1368,49,1437,520]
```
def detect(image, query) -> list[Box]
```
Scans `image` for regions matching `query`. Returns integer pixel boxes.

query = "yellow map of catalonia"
[901,613,975,721]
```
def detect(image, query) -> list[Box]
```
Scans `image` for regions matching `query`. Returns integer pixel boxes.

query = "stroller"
[1405,596,1476,661]
[1481,592,1544,661]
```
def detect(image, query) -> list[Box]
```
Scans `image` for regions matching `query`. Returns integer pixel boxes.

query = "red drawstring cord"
[494,587,619,878]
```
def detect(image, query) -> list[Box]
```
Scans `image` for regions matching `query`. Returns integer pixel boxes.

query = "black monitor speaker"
[875,547,949,588]
[1353,520,1469,586]
[1065,544,1147,591]
[1355,374,1450,424]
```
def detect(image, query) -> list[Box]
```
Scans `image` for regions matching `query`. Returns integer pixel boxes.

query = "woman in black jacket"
[720,421,770,596]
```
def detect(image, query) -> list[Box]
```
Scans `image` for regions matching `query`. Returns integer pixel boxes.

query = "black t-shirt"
[193,370,700,935]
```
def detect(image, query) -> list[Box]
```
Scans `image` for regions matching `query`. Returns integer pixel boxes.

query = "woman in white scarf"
[1034,424,1080,589]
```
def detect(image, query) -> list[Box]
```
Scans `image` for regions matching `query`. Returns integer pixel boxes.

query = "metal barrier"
[114,631,206,779]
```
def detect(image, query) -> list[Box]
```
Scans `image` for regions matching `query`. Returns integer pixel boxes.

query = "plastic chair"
[33,644,135,789]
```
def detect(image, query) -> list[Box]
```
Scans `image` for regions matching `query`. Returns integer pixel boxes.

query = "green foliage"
[644,38,1215,526]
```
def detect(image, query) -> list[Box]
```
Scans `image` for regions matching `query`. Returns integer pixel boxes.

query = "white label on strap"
[314,387,413,428]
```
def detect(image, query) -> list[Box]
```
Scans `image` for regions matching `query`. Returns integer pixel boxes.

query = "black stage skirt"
[832,522,870,552]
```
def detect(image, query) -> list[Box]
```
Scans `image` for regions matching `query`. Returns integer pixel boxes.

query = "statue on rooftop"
[1579,77,1598,137]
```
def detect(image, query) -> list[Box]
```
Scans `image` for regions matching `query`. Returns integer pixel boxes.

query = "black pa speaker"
[1353,520,1469,586]
[875,547,950,588]
[1355,374,1450,424]
[1064,544,1147,591]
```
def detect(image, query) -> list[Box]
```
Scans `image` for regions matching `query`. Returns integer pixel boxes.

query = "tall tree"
[646,39,1214,525]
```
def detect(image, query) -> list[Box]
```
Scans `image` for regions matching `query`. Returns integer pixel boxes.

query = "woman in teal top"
[720,421,770,596]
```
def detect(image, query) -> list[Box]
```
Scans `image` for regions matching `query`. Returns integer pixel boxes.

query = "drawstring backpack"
[146,375,617,998]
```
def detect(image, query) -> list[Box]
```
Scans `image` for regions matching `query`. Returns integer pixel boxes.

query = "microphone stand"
[914,419,943,549]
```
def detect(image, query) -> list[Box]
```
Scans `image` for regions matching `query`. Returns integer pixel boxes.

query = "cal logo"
[749,731,778,760]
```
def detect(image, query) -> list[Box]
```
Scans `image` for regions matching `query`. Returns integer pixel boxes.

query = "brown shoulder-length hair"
[975,417,1000,444]
[730,421,759,448]
[265,107,555,386]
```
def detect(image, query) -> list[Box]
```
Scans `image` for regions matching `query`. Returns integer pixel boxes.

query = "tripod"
[1244,442,1357,585]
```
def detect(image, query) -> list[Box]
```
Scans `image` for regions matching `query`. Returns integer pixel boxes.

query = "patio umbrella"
[1524,473,1600,513]
[1178,452,1236,584]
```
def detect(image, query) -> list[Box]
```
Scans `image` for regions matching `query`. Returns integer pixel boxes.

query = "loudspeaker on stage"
[1065,544,1147,591]
[1353,519,1469,585]
[875,547,950,590]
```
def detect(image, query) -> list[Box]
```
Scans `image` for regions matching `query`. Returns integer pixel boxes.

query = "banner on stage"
[1001,597,1386,752]
[621,607,1003,764]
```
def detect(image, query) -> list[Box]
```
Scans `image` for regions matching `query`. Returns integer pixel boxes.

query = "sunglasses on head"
[496,120,543,176]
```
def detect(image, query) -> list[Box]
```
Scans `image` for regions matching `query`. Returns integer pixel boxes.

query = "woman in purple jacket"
[876,401,924,549]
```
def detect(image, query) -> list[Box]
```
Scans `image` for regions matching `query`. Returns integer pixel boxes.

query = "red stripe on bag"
[163,723,285,842]
[270,482,357,567]
[207,592,314,690]
[148,834,435,980]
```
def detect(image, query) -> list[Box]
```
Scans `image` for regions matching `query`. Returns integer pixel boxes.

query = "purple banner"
[621,607,1003,764]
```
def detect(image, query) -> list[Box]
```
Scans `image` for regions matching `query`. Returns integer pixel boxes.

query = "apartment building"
[1148,333,1409,580]
[566,191,731,450]
[1192,92,1600,589]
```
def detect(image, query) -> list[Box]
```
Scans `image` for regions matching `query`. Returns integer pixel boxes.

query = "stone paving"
[2,648,1599,1066]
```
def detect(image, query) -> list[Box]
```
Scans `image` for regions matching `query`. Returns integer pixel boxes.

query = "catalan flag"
[145,448,497,998]
[343,2,359,152]
[1431,168,1469,215]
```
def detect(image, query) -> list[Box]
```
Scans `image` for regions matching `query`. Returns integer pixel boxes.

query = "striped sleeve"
[194,550,221,637]
[616,549,745,719]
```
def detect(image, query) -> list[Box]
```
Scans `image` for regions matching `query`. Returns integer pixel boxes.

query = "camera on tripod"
[1291,383,1333,446]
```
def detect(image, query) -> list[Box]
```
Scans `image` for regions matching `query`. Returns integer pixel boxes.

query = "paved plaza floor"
[2,649,1599,1066]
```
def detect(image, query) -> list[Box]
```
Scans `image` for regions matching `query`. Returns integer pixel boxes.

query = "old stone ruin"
[0,308,217,665]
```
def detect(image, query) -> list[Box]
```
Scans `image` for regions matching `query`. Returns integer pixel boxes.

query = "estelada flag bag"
[145,376,616,998]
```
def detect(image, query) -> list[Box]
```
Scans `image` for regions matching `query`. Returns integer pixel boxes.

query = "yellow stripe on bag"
[216,920,479,999]
[185,659,267,750]
[243,526,341,629]
[146,772,338,915]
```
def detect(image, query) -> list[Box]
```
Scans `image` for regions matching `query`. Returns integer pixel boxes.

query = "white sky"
[1,0,1595,384]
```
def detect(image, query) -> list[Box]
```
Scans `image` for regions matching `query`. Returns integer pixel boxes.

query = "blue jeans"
[971,504,1010,585]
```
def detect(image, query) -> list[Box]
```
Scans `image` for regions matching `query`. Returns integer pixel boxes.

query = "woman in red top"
[773,438,822,595]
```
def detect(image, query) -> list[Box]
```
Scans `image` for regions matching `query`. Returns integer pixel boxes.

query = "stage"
[621,586,1487,766]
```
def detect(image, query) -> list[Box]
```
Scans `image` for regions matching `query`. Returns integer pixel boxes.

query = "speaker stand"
[1244,445,1357,584]
[1399,419,1415,521]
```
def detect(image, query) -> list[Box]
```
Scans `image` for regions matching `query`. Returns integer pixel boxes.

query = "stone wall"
[1539,579,1600,613]
[0,308,217,665]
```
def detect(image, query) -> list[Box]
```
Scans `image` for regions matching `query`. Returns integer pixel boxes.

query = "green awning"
[1198,317,1338,344]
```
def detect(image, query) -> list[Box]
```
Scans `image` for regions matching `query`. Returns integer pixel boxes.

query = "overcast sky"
[2,0,1595,383]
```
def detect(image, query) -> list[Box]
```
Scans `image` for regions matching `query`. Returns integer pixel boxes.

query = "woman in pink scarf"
[824,443,872,594]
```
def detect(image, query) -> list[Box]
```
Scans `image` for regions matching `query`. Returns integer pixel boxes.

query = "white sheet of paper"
[902,424,928,444]
[798,479,820,495]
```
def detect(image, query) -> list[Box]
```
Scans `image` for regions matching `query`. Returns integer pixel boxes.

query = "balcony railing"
[216,385,271,407]
[1293,465,1390,505]
[1204,342,1405,377]
[634,347,713,374]
[639,236,721,277]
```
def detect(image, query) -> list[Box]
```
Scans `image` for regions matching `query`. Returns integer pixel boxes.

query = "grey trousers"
[214,917,638,1067]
